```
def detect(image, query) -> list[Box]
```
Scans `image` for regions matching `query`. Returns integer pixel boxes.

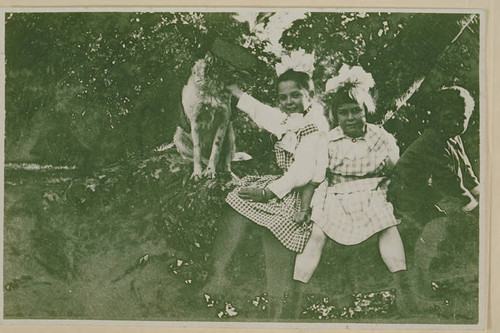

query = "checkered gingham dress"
[226,124,319,253]
[310,124,400,245]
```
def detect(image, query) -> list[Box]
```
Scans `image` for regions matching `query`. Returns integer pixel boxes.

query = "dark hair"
[429,89,461,109]
[324,85,364,123]
[428,87,472,126]
[277,69,314,91]
[331,85,359,106]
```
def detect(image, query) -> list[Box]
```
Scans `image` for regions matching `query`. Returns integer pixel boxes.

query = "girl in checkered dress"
[294,64,407,285]
[225,70,329,253]
[205,51,329,316]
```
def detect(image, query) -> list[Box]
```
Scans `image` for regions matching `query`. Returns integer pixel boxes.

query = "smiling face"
[336,99,366,138]
[277,80,312,115]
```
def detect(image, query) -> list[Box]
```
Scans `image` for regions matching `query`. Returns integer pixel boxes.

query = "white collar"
[282,112,308,133]
[328,123,386,151]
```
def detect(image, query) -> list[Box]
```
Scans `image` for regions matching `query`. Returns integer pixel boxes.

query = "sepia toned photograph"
[1,8,485,329]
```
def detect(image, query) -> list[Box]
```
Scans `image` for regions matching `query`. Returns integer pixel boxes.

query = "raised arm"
[226,84,287,137]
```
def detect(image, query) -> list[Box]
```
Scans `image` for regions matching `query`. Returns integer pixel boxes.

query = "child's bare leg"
[205,207,250,294]
[378,226,407,273]
[294,223,327,283]
[261,230,294,320]
[412,216,448,296]
[379,225,440,315]
[378,226,411,313]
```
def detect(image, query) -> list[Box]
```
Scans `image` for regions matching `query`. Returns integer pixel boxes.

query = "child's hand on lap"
[238,187,273,203]
[293,209,311,225]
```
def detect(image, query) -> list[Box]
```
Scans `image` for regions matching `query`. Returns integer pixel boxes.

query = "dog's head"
[193,51,252,96]
[201,52,252,95]
[206,38,262,86]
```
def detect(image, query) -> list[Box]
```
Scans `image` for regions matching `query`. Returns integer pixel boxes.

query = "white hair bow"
[325,64,376,114]
[275,49,315,78]
[325,64,375,93]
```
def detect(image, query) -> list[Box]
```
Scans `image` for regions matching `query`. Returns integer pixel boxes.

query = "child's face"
[437,101,470,137]
[278,80,312,115]
[337,101,366,138]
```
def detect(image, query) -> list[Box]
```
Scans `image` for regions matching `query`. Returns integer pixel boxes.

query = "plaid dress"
[310,124,400,245]
[226,124,319,253]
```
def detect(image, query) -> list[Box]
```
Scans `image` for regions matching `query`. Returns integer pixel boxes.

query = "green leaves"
[281,12,479,152]
[6,12,276,169]
[5,12,479,169]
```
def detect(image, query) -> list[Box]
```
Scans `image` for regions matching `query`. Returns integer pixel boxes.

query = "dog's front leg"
[224,121,236,172]
[190,122,203,181]
[204,116,229,179]
[223,121,240,181]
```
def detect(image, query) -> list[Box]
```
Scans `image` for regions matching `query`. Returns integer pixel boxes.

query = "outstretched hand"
[225,83,244,99]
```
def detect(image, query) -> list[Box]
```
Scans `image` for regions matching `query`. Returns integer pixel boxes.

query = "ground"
[3,149,480,324]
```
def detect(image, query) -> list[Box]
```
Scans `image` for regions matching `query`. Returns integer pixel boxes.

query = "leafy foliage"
[6,12,480,169]
[5,12,275,169]
[281,12,480,153]
[3,11,481,322]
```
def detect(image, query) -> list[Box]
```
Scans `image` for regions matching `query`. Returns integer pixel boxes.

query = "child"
[224,51,329,252]
[293,64,406,286]
[387,86,480,297]
[205,50,329,317]
[388,86,480,219]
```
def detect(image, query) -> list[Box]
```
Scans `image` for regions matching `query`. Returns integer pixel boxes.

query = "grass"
[3,149,480,324]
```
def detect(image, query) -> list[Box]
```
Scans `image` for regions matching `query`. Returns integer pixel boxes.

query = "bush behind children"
[201,48,480,318]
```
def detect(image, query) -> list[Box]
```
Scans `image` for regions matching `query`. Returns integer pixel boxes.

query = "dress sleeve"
[456,136,480,194]
[431,148,478,212]
[236,93,287,137]
[384,133,400,173]
[267,132,324,199]
[311,132,329,183]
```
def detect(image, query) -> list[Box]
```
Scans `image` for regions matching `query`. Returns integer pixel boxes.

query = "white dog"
[173,52,251,180]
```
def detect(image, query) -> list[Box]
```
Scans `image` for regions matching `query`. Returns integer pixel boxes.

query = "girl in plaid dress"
[294,64,407,287]
[224,86,328,253]
[205,50,329,317]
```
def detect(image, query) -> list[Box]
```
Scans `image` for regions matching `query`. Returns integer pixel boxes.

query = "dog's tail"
[232,152,252,162]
